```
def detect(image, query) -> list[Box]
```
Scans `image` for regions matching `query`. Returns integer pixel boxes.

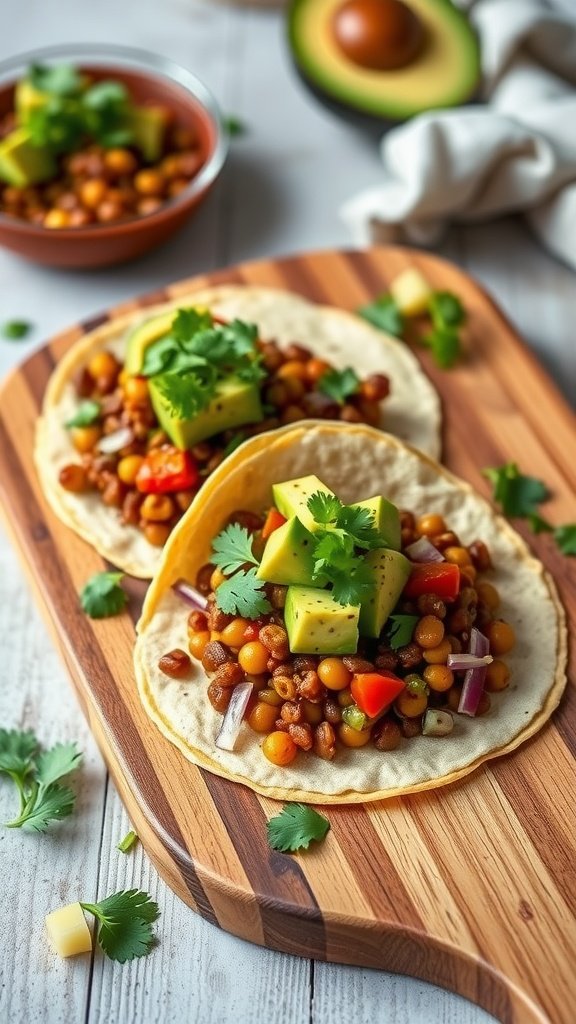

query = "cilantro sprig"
[318,367,360,404]
[215,569,272,618]
[79,889,159,962]
[386,614,419,651]
[358,286,466,369]
[80,571,128,619]
[483,462,575,557]
[306,492,384,605]
[211,523,260,575]
[267,803,330,853]
[0,729,82,832]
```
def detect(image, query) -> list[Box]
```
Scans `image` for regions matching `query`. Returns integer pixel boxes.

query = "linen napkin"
[340,0,576,271]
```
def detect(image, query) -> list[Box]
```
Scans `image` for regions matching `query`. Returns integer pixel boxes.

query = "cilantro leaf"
[214,569,272,618]
[7,782,76,833]
[28,62,84,97]
[117,830,139,853]
[386,614,419,651]
[65,399,101,428]
[171,307,213,343]
[140,335,180,376]
[80,889,159,963]
[152,370,216,421]
[312,530,354,574]
[330,561,374,606]
[318,367,360,404]
[80,571,127,619]
[35,742,82,788]
[27,96,86,153]
[358,295,404,337]
[211,523,259,575]
[335,505,382,549]
[428,291,466,328]
[82,81,133,149]
[267,803,330,853]
[307,491,343,525]
[423,327,461,369]
[483,463,550,519]
[0,729,37,778]
[528,513,553,535]
[224,115,246,136]
[554,524,576,556]
[2,320,31,340]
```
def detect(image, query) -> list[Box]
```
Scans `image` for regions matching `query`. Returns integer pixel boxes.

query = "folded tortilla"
[134,422,567,804]
[35,286,441,577]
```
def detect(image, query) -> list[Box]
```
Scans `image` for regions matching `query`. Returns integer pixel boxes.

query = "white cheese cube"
[45,902,92,958]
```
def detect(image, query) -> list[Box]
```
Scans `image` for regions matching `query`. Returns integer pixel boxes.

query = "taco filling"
[163,475,516,766]
[55,307,390,550]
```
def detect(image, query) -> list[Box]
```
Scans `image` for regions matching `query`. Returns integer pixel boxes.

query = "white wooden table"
[1,3,574,1023]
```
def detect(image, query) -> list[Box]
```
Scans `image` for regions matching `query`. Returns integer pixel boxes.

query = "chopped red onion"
[422,709,454,736]
[172,579,208,610]
[97,426,134,454]
[216,682,253,751]
[447,653,493,671]
[458,628,490,717]
[404,536,444,563]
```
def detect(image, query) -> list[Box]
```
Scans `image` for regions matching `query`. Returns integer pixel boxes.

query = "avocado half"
[287,0,481,125]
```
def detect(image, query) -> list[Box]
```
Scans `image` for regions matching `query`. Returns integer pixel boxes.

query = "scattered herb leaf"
[214,568,272,618]
[423,327,461,369]
[386,614,419,651]
[483,463,550,519]
[223,115,246,136]
[117,830,139,854]
[428,291,466,328]
[80,889,159,963]
[80,571,127,619]
[65,399,101,428]
[318,367,360,404]
[267,803,330,853]
[528,513,553,535]
[0,730,82,832]
[307,491,342,525]
[555,524,576,556]
[358,295,404,337]
[1,320,32,340]
[211,523,259,575]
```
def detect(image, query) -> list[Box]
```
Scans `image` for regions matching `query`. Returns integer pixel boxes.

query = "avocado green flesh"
[15,80,48,120]
[350,495,401,551]
[0,128,56,187]
[130,106,168,163]
[358,548,412,638]
[284,585,359,655]
[124,312,177,375]
[256,517,318,587]
[272,475,335,532]
[288,0,480,120]
[149,375,263,450]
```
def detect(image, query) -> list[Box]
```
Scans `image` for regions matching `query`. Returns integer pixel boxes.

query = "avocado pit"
[331,0,425,72]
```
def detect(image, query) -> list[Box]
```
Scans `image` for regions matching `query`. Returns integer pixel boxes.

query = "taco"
[134,422,567,805]
[35,286,441,578]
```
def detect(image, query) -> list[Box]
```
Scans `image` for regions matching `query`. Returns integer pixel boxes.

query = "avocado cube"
[257,517,318,587]
[284,585,359,655]
[124,311,177,375]
[15,79,48,120]
[130,105,169,163]
[272,475,335,532]
[0,128,56,187]
[149,374,263,450]
[349,495,401,550]
[358,548,412,638]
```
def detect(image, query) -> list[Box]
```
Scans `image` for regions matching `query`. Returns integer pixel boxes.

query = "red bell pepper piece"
[135,447,199,495]
[351,672,405,719]
[403,562,460,601]
[261,507,287,540]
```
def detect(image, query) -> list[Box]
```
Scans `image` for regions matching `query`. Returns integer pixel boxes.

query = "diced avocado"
[390,268,433,317]
[272,475,335,532]
[284,585,359,655]
[130,105,169,163]
[257,517,317,587]
[149,374,263,450]
[124,311,177,376]
[15,79,48,120]
[358,549,412,638]
[350,496,401,551]
[0,128,56,187]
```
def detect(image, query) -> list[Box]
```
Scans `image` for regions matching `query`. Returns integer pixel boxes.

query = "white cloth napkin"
[340,0,576,270]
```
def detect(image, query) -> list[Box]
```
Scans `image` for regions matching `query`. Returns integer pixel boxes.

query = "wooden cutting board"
[0,247,574,1024]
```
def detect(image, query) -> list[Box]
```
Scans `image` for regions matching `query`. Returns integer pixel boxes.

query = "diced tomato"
[261,507,287,540]
[351,672,406,719]
[243,619,267,642]
[135,447,199,495]
[403,562,460,601]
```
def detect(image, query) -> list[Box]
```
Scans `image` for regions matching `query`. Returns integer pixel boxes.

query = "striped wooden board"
[0,247,574,1024]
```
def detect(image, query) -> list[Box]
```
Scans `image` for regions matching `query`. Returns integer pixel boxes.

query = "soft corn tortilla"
[35,286,441,578]
[134,422,567,804]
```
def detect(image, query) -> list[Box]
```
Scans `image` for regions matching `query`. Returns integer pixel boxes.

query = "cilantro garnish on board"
[267,803,330,853]
[0,729,82,832]
[80,571,128,619]
[358,284,466,369]
[1,320,32,340]
[79,889,159,962]
[358,295,404,337]
[483,462,575,557]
